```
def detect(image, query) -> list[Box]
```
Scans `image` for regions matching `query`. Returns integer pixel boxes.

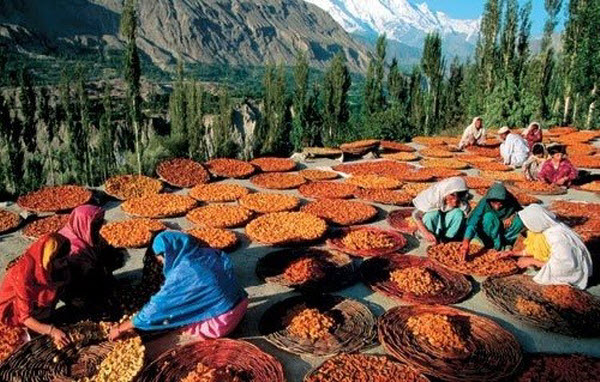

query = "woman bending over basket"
[506,204,592,289]
[412,177,472,244]
[461,183,524,257]
[0,234,73,347]
[58,205,118,308]
[108,231,248,341]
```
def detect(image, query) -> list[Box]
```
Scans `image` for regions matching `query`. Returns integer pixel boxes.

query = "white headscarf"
[522,122,541,137]
[413,177,469,213]
[518,204,592,289]
[459,117,486,149]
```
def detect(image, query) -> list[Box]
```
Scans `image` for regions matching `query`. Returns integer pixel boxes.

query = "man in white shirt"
[458,116,486,150]
[498,126,529,167]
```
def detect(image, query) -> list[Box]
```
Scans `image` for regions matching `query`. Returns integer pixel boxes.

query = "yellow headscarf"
[42,236,64,270]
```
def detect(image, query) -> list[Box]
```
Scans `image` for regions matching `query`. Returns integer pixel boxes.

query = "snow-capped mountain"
[304,0,480,56]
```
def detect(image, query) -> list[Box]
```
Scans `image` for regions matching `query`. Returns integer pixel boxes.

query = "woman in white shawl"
[458,116,486,150]
[412,177,472,244]
[511,204,592,289]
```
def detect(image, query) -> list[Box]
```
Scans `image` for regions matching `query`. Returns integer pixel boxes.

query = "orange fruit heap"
[346,175,403,189]
[189,183,250,202]
[239,193,300,213]
[121,194,197,218]
[156,158,210,188]
[22,214,69,239]
[250,157,297,172]
[298,182,358,199]
[251,173,306,190]
[187,205,254,228]
[205,158,256,178]
[100,218,166,248]
[104,175,163,200]
[283,304,335,340]
[390,267,444,296]
[301,199,377,226]
[298,169,339,181]
[17,185,92,212]
[246,212,327,245]
[406,313,468,353]
[187,228,238,250]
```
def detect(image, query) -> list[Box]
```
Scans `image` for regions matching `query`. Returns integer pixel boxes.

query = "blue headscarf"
[132,231,247,331]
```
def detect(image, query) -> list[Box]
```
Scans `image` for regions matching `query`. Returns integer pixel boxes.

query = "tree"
[0,94,24,194]
[19,68,36,153]
[169,60,187,147]
[322,53,351,145]
[363,34,387,116]
[261,64,290,155]
[98,81,116,180]
[443,57,466,129]
[121,0,143,174]
[291,51,310,152]
[421,33,445,134]
[211,89,238,158]
[388,58,407,109]
[188,82,207,161]
[477,0,501,93]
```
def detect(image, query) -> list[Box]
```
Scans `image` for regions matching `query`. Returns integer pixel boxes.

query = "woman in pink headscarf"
[58,205,112,307]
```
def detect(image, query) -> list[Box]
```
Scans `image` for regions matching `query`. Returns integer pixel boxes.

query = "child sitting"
[522,143,547,181]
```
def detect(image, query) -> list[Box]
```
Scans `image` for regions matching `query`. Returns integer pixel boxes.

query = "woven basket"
[255,248,356,292]
[360,255,471,304]
[136,339,285,382]
[513,353,600,381]
[327,226,408,258]
[0,322,142,382]
[259,294,377,357]
[378,305,522,382]
[387,209,418,235]
[17,186,93,214]
[156,158,210,189]
[509,182,568,196]
[304,353,430,382]
[380,141,417,153]
[303,147,343,157]
[483,275,600,337]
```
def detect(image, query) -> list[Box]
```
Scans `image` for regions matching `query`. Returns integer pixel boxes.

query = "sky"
[423,0,567,35]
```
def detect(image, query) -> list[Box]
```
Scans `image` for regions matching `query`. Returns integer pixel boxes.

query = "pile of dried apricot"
[93,335,145,382]
[428,243,518,276]
[298,182,358,199]
[156,158,210,188]
[380,140,416,152]
[22,214,69,239]
[333,161,414,178]
[346,175,402,189]
[406,313,468,353]
[283,257,326,284]
[463,176,494,189]
[513,192,541,206]
[512,181,564,194]
[250,157,297,172]
[0,209,20,234]
[0,323,25,362]
[17,185,92,212]
[240,193,299,213]
[187,205,254,228]
[579,181,600,192]
[472,161,512,171]
[298,169,338,181]
[246,212,327,245]
[104,175,163,200]
[251,173,306,189]
[306,354,426,382]
[479,170,525,182]
[187,228,238,250]
[121,194,197,218]
[340,229,397,251]
[354,188,413,205]
[100,218,166,248]
[189,183,250,202]
[204,158,256,178]
[283,304,335,340]
[515,297,552,320]
[569,155,600,169]
[542,285,591,313]
[419,148,455,158]
[301,199,377,226]
[466,146,500,158]
[551,200,600,218]
[420,158,468,169]
[390,267,444,296]
[382,152,420,161]
[402,182,431,197]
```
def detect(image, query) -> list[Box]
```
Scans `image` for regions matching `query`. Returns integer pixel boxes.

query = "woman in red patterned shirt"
[537,145,578,187]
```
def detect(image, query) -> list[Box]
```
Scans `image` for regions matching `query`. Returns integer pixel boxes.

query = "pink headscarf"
[58,205,105,256]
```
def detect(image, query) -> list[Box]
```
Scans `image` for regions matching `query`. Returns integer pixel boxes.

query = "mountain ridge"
[0,0,370,72]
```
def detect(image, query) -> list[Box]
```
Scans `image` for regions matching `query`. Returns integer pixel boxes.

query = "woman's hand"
[50,327,70,348]
[461,239,470,259]
[424,231,438,244]
[108,325,123,341]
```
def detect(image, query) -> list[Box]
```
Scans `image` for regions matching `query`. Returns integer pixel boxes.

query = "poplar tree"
[322,53,351,145]
[169,60,187,145]
[212,89,238,158]
[121,0,142,174]
[261,64,290,155]
[421,33,445,134]
[387,58,407,109]
[188,83,207,161]
[291,51,310,152]
[98,81,115,180]
[363,34,387,116]
[19,68,36,153]
[73,64,91,184]
[443,57,466,128]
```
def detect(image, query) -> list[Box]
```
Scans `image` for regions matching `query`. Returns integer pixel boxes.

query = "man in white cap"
[498,126,529,167]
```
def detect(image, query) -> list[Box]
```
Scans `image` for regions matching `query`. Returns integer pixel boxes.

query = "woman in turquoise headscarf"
[108,231,248,341]
[461,182,524,256]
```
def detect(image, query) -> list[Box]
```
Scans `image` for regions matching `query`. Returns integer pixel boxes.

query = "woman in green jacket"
[461,182,524,256]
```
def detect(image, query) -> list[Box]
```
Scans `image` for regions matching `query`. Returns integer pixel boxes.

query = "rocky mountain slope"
[0,0,370,72]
